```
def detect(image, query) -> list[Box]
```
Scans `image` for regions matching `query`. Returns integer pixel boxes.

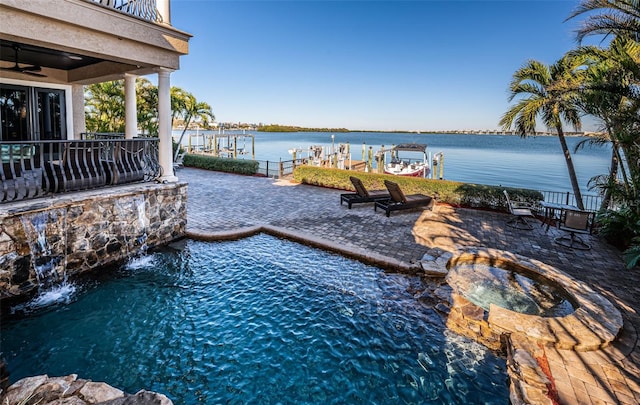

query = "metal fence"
[255,158,309,178]
[539,190,603,213]
[1,139,160,203]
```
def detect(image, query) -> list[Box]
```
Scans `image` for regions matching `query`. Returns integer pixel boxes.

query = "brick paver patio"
[182,168,640,404]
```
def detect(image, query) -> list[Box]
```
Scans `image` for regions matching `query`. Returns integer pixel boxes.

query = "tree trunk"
[556,125,585,210]
[600,147,619,211]
[173,116,192,162]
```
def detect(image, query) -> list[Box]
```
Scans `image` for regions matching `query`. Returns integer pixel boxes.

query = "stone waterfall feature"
[19,210,66,289]
[0,182,187,302]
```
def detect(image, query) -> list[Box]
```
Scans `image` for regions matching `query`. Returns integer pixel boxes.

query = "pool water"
[448,263,575,317]
[1,234,508,404]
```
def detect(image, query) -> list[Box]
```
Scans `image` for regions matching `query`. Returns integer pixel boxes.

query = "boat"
[384,143,430,177]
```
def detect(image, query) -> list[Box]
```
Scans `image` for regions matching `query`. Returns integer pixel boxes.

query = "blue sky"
[170,0,592,131]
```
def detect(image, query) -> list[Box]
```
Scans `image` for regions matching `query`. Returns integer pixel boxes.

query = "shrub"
[182,154,259,175]
[597,204,640,269]
[292,166,542,211]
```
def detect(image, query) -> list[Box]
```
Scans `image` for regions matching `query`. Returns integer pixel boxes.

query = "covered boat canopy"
[393,143,427,153]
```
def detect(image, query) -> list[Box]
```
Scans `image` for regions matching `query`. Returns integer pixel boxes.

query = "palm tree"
[567,0,640,43]
[84,81,126,132]
[500,56,586,210]
[566,1,640,267]
[137,78,159,135]
[171,90,214,161]
[570,37,640,209]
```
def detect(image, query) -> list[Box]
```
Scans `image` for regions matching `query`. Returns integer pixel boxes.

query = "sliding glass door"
[36,89,65,141]
[0,84,66,141]
[0,86,29,141]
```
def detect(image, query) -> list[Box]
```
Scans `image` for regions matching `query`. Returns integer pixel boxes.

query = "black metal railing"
[1,139,160,203]
[89,0,163,23]
[81,132,126,140]
[539,190,603,213]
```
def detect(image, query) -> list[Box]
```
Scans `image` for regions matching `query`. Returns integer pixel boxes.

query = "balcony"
[1,137,160,203]
[89,0,163,23]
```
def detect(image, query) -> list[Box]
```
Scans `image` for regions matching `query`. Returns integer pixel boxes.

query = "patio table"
[539,201,579,232]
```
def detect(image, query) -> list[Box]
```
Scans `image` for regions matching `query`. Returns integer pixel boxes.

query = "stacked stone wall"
[0,183,187,300]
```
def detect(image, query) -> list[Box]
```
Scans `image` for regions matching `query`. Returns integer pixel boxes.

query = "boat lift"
[187,130,255,160]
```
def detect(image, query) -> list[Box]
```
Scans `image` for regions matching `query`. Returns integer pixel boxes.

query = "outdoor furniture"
[503,190,536,230]
[554,209,593,250]
[539,201,579,232]
[375,180,435,217]
[173,152,186,170]
[340,176,390,209]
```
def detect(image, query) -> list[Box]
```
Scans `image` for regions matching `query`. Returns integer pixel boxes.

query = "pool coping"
[187,225,425,275]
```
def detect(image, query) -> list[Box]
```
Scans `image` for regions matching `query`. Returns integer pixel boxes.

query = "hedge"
[292,165,543,211]
[182,154,259,175]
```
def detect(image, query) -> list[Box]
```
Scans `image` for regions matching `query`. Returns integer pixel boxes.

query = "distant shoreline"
[173,126,596,137]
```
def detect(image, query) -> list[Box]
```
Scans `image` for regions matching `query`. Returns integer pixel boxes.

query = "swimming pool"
[1,234,508,404]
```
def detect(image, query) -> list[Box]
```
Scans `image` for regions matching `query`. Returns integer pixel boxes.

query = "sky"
[169,0,597,132]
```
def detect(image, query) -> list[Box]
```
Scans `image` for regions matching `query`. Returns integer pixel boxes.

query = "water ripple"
[2,234,508,404]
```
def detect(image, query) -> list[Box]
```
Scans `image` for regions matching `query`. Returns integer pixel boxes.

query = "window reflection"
[0,85,66,142]
[0,87,29,141]
[37,90,64,141]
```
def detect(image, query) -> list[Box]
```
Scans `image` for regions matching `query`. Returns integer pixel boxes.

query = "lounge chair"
[340,176,390,209]
[503,190,536,230]
[375,180,435,217]
[554,209,593,250]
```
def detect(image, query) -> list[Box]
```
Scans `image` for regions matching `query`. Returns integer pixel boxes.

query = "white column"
[71,84,85,139]
[124,73,137,139]
[157,0,171,25]
[158,68,178,182]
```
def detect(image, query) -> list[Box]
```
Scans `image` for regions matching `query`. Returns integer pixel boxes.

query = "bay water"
[175,130,611,193]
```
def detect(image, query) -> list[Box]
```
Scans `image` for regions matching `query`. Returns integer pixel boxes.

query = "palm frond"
[566,0,640,42]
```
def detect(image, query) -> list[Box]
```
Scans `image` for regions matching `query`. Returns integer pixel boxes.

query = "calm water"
[175,130,611,193]
[2,235,508,404]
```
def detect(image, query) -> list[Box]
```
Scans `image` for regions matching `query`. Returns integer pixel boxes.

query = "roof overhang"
[0,0,192,84]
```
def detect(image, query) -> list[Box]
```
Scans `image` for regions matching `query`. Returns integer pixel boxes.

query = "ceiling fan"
[0,44,46,77]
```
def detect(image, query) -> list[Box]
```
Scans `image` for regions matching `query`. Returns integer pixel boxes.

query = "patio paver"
[182,168,640,404]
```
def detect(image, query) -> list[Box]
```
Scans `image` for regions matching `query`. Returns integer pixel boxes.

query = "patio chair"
[554,209,592,250]
[173,152,186,170]
[375,180,435,217]
[503,190,536,230]
[340,176,390,209]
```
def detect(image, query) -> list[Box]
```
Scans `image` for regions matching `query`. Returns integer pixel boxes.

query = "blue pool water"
[1,234,509,404]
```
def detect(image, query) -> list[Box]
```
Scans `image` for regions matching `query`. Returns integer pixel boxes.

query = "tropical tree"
[567,0,640,43]
[85,80,214,159]
[500,56,586,210]
[567,0,640,268]
[172,90,214,161]
[570,37,640,209]
[85,81,126,132]
[137,78,159,135]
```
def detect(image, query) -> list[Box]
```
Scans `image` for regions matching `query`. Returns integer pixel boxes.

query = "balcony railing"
[89,0,163,23]
[1,139,161,204]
